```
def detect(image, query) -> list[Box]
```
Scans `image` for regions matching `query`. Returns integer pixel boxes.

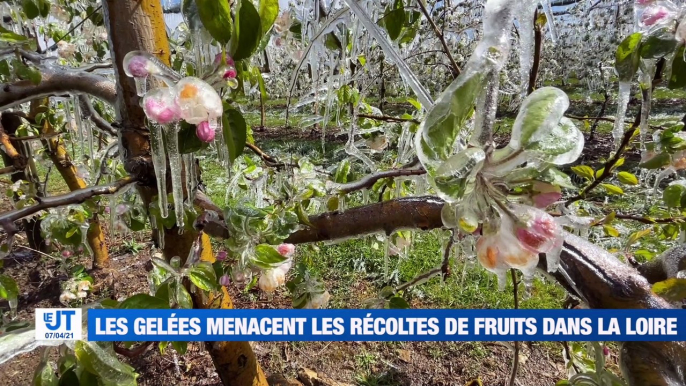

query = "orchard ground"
[0,89,683,385]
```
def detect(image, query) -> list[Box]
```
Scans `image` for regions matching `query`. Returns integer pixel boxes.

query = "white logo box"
[35,308,82,341]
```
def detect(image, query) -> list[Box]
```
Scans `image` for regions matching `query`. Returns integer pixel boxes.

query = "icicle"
[639,62,655,150]
[541,0,557,44]
[165,123,185,231]
[383,235,390,282]
[149,123,169,218]
[517,1,539,96]
[188,154,197,204]
[134,78,148,97]
[343,0,434,109]
[80,224,93,257]
[86,119,95,177]
[73,95,85,160]
[612,81,632,149]
[109,196,117,237]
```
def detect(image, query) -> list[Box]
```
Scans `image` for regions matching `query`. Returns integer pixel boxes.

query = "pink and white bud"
[277,243,295,258]
[216,251,227,261]
[219,274,231,287]
[124,54,153,78]
[62,250,72,258]
[143,89,181,125]
[196,121,216,142]
[223,67,237,79]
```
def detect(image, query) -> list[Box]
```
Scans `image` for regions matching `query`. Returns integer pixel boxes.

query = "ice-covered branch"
[334,168,427,194]
[0,69,117,110]
[79,95,117,136]
[0,177,137,226]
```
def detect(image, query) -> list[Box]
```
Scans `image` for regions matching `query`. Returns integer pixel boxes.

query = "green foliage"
[188,262,219,291]
[615,33,642,81]
[258,0,279,37]
[652,278,686,302]
[74,341,138,386]
[669,45,686,89]
[230,0,262,61]
[195,0,233,44]
[253,244,288,269]
[222,104,248,162]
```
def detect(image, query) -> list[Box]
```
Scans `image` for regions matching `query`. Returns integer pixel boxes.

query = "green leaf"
[433,148,485,201]
[15,63,42,85]
[196,0,233,44]
[388,296,410,309]
[669,45,686,90]
[230,0,262,61]
[222,105,248,162]
[639,152,671,169]
[615,32,642,81]
[189,262,218,291]
[258,0,279,37]
[627,228,651,245]
[511,87,569,151]
[74,341,138,386]
[37,0,50,18]
[603,224,619,237]
[178,122,209,154]
[419,71,486,168]
[22,0,40,19]
[571,165,595,181]
[617,171,638,185]
[0,25,29,43]
[174,282,193,309]
[118,294,169,309]
[640,28,677,59]
[600,183,623,195]
[33,361,58,386]
[652,278,686,302]
[382,6,405,41]
[58,368,79,386]
[0,274,19,302]
[663,183,686,208]
[172,341,188,355]
[334,159,351,183]
[253,244,287,269]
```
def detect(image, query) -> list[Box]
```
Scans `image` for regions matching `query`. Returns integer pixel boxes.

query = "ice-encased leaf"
[75,341,138,386]
[196,0,233,44]
[230,0,262,61]
[33,361,57,386]
[433,148,485,203]
[615,32,642,82]
[532,117,584,165]
[416,71,487,170]
[510,87,569,151]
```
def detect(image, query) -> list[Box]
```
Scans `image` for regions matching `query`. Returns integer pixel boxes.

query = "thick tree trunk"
[101,1,267,384]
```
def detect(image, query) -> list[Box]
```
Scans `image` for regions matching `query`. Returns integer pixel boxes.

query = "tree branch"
[357,113,421,125]
[0,176,136,226]
[414,0,461,78]
[0,69,116,110]
[334,168,427,194]
[79,95,117,136]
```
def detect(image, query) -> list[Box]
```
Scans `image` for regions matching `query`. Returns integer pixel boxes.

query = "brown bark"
[102,1,267,384]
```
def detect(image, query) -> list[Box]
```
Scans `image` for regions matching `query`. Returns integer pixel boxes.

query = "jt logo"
[43,310,76,331]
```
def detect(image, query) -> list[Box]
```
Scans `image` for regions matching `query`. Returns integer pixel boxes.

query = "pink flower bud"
[219,274,231,287]
[196,121,215,143]
[214,53,235,67]
[143,95,180,125]
[277,243,295,258]
[515,209,561,254]
[641,6,671,26]
[216,251,227,261]
[223,67,237,79]
[635,0,655,6]
[603,346,610,356]
[62,250,72,258]
[126,56,150,78]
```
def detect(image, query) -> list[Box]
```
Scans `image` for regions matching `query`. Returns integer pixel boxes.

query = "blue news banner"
[87,309,686,342]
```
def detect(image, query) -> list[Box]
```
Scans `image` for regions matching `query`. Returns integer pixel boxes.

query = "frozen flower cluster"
[59,279,91,305]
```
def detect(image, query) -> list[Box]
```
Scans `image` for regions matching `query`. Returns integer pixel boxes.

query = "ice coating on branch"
[123,50,181,89]
[613,81,632,149]
[175,77,223,125]
[517,1,540,96]
[639,63,655,149]
[148,121,169,219]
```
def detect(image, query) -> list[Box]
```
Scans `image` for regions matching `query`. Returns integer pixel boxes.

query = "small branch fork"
[414,0,461,78]
[335,168,427,194]
[357,113,421,125]
[0,176,137,226]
